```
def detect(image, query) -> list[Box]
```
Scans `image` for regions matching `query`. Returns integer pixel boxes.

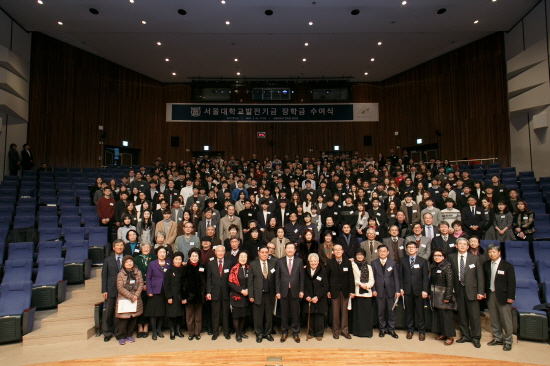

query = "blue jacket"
[146,259,172,295]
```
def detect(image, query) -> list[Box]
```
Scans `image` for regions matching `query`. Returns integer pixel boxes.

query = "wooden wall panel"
[28,32,509,168]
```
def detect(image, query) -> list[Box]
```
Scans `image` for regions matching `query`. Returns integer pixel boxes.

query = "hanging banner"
[166,103,378,122]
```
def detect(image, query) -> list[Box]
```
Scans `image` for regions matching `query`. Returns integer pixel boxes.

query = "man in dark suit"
[336,223,360,260]
[399,241,429,341]
[248,245,277,343]
[275,242,304,343]
[383,225,406,263]
[101,240,125,342]
[484,244,516,351]
[20,144,34,170]
[225,237,242,267]
[274,199,292,226]
[461,196,487,237]
[431,221,457,255]
[206,245,232,340]
[256,200,275,230]
[326,244,355,339]
[371,244,400,339]
[421,213,440,240]
[449,237,485,348]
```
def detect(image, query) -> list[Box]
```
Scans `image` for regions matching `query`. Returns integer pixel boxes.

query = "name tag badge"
[332,231,336,236]
[501,215,506,219]
[294,229,298,233]
[270,268,276,273]
[391,214,395,218]
[129,279,136,284]
[374,249,378,253]
[269,200,273,204]
[134,248,140,253]
[350,211,354,214]
[399,246,404,250]
[469,263,475,269]
[421,244,426,248]
[523,216,528,220]
[316,276,322,281]
[375,231,380,235]
[435,191,439,194]
[376,212,381,216]
[248,213,252,216]
[387,266,393,272]
[163,268,167,272]
[334,212,338,215]
[500,189,504,192]
[476,211,481,215]
[413,264,420,269]
[436,270,442,274]
[179,218,182,221]
[412,210,417,213]
[223,269,229,273]
[209,257,214,261]
[190,242,195,245]
[212,212,217,216]
[485,212,489,215]
[449,243,455,247]
[497,270,505,275]
[286,212,290,216]
[267,212,271,215]
[343,267,349,272]
[199,267,205,272]
[109,202,114,206]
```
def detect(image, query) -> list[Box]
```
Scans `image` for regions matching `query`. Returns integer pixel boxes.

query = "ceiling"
[0,0,539,83]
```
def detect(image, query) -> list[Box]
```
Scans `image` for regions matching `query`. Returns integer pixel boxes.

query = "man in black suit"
[256,200,275,230]
[382,225,406,263]
[431,221,457,255]
[449,238,485,348]
[275,242,304,343]
[326,244,355,340]
[399,241,429,341]
[336,223,360,260]
[225,237,242,267]
[101,240,125,342]
[206,245,232,340]
[484,244,516,351]
[274,199,292,226]
[248,245,277,343]
[21,144,34,170]
[371,244,400,339]
[461,196,487,237]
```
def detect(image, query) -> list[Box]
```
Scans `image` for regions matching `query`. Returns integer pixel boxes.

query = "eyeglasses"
[433,255,443,257]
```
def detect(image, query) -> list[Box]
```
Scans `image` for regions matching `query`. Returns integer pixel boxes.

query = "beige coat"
[271,237,290,259]
[115,267,143,319]
[155,220,178,245]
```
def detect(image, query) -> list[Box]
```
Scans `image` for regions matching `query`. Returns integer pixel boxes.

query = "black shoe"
[473,339,481,348]
[503,344,512,351]
[379,331,385,338]
[188,336,193,341]
[456,337,470,343]
[152,334,157,341]
[157,331,164,338]
[236,336,242,343]
[487,339,503,346]
[142,331,149,339]
[256,336,263,343]
[136,332,143,338]
[389,332,399,339]
[170,328,175,340]
[208,331,213,335]
[196,335,201,340]
[265,335,274,342]
[241,334,248,339]
[225,335,231,340]
[175,326,184,338]
[212,335,218,341]
[104,335,112,342]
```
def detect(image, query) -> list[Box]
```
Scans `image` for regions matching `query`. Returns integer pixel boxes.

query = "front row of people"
[101,237,515,351]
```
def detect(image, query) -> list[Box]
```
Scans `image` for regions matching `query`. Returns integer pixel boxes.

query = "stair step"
[41,312,95,323]
[23,324,95,346]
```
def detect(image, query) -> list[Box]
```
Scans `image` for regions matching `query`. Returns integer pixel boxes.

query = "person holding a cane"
[303,253,329,341]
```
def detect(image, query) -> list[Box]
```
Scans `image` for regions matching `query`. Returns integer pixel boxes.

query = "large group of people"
[99,151,518,350]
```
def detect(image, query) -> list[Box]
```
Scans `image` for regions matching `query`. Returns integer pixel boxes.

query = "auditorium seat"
[81,215,99,228]
[60,216,81,235]
[88,226,108,265]
[2,259,33,285]
[38,206,58,217]
[533,241,550,262]
[533,225,550,240]
[0,281,35,343]
[15,205,36,217]
[530,203,546,215]
[503,241,531,261]
[32,258,67,309]
[63,240,91,284]
[513,279,548,341]
[38,216,59,230]
[507,258,535,281]
[37,241,62,262]
[536,260,550,284]
[13,215,35,229]
[38,228,62,242]
[64,227,86,241]
[8,242,34,261]
[17,197,37,207]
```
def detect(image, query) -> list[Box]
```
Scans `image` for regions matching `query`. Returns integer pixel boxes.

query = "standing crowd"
[99,151,518,350]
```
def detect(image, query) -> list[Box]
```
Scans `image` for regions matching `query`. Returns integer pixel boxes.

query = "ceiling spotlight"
[474,20,479,24]
[141,20,146,24]
[178,9,187,15]
[351,9,360,15]
[305,42,309,46]
[226,21,230,25]
[165,58,169,62]
[308,21,313,25]
[37,0,43,4]
[129,0,134,3]
[371,58,375,61]
[221,0,226,3]
[57,21,63,25]
[302,58,307,62]
[89,8,99,15]
[377,41,382,45]
[402,0,407,5]
[265,10,273,16]
[157,42,162,46]
[234,58,238,61]
[492,0,497,2]
[172,72,176,76]
[364,72,369,75]
[236,72,241,75]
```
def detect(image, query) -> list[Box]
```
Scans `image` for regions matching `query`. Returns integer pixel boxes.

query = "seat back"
[37,241,62,261]
[504,240,531,261]
[537,260,550,284]
[507,258,535,281]
[514,279,542,313]
[64,227,86,241]
[13,215,35,229]
[2,259,33,284]
[0,281,33,316]
[34,258,65,286]
[8,242,34,261]
[64,240,89,263]
[88,226,108,247]
[38,228,61,242]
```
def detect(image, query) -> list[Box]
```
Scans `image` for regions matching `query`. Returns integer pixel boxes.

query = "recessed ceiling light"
[371,58,375,61]
[237,72,241,75]
[37,0,43,4]
[309,21,313,25]
[129,0,134,3]
[377,41,382,45]
[141,20,146,24]
[226,21,230,25]
[234,58,238,62]
[172,72,176,76]
[157,42,161,46]
[57,21,63,25]
[302,58,307,62]
[165,58,169,62]
[402,1,407,5]
[474,20,479,24]
[305,43,309,46]
[492,0,496,2]
[364,72,369,75]
[221,0,226,3]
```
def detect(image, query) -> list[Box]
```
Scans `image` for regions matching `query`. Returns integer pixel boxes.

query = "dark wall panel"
[28,32,509,167]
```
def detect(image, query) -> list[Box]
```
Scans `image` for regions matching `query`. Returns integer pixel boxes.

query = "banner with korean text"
[166,103,378,122]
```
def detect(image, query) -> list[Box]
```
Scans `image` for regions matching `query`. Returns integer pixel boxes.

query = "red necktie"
[218,260,223,277]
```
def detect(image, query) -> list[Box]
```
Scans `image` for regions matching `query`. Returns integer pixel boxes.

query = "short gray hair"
[308,253,319,262]
[456,238,469,246]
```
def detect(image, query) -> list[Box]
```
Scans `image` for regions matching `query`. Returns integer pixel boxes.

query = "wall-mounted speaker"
[363,135,372,146]
[171,136,180,147]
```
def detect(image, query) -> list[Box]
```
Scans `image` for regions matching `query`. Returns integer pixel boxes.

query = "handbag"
[430,285,457,311]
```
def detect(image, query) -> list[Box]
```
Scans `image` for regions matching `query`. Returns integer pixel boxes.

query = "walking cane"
[306,302,311,341]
